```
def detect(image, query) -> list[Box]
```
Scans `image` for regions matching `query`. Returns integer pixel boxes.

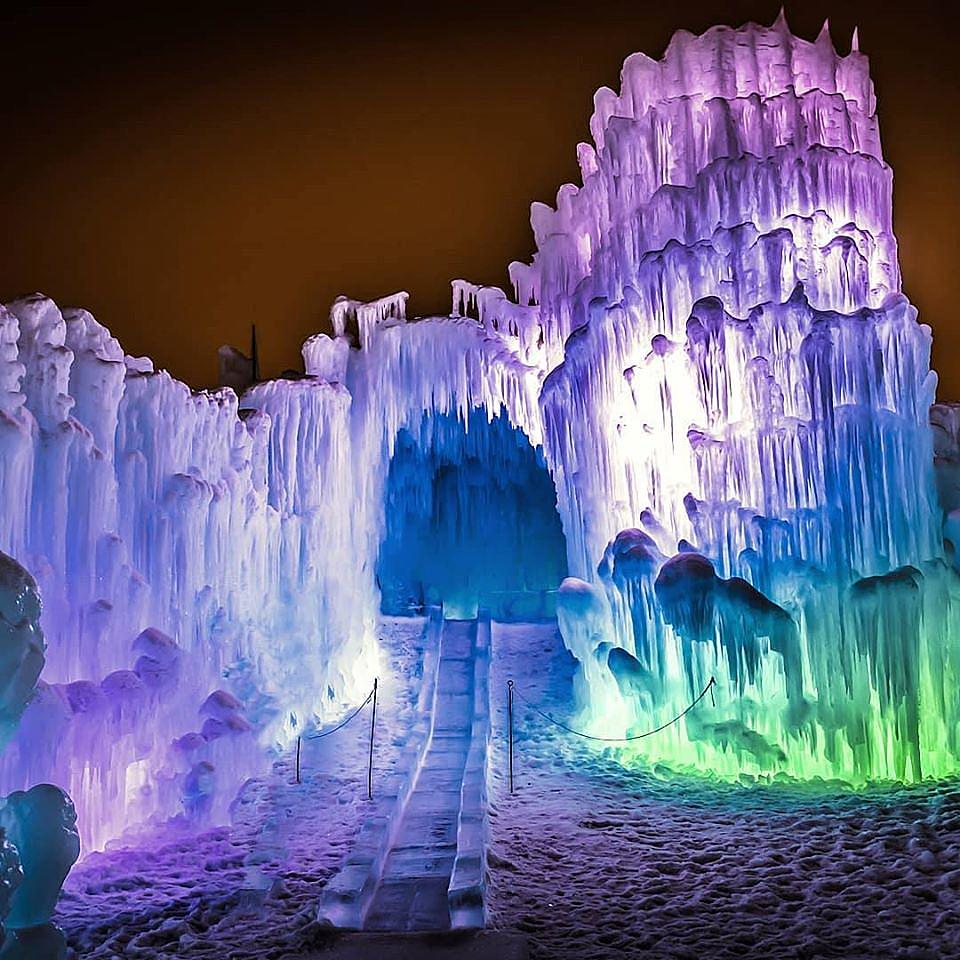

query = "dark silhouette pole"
[367,678,378,800]
[250,324,261,383]
[507,679,515,794]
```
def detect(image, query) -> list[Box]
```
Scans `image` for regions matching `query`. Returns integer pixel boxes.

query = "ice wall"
[2,12,956,853]
[523,15,957,782]
[0,297,378,850]
[0,285,545,850]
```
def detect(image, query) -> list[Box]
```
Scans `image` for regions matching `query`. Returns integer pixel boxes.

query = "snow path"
[364,618,481,931]
[487,621,960,960]
[52,616,960,958]
[57,617,429,959]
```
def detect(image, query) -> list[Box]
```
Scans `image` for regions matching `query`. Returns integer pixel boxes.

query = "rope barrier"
[511,676,716,743]
[296,678,379,795]
[506,676,716,792]
[303,686,376,741]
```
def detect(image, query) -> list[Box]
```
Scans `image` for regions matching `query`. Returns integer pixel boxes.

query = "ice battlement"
[330,291,409,350]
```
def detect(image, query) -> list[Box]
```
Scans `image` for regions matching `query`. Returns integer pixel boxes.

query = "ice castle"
[0,12,957,855]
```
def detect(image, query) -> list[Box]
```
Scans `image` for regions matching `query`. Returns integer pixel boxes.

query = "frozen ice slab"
[363,619,483,932]
[319,615,490,933]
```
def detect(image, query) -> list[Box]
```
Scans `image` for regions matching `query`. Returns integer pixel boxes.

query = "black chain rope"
[303,685,376,740]
[295,680,379,793]
[510,675,716,743]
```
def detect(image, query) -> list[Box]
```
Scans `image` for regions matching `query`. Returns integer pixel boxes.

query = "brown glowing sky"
[1,2,958,395]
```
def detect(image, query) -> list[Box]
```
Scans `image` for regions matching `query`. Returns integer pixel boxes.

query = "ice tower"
[531,15,955,782]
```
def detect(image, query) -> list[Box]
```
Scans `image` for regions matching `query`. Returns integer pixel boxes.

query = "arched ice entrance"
[376,408,568,620]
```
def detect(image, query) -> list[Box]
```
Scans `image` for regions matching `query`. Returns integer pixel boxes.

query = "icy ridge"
[0,297,378,850]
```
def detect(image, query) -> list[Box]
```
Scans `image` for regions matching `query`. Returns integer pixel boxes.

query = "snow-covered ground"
[57,617,429,959]
[54,616,960,958]
[487,621,960,960]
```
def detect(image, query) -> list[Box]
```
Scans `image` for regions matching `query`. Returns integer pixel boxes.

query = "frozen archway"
[377,408,567,620]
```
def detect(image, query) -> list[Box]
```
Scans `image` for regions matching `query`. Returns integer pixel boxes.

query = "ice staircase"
[317,610,491,931]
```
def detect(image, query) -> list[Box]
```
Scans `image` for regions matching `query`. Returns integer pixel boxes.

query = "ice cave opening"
[377,409,568,621]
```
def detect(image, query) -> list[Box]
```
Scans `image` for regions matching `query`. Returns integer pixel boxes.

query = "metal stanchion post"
[507,679,515,794]
[367,678,378,800]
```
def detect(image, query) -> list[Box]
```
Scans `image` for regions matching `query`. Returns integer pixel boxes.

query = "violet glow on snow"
[0,12,958,856]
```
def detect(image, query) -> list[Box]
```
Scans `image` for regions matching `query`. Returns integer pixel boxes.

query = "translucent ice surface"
[0,784,79,929]
[0,553,44,750]
[0,14,957,859]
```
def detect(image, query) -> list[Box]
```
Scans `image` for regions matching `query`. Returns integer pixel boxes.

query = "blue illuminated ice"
[0,554,77,942]
[0,826,22,938]
[0,554,44,750]
[0,784,79,930]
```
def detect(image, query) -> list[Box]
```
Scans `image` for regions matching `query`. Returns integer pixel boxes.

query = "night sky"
[1,2,958,395]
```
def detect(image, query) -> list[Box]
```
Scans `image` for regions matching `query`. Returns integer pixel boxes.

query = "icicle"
[816,18,832,48]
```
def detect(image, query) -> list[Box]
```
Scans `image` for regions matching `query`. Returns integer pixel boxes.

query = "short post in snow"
[507,679,515,794]
[367,678,378,801]
[296,735,302,784]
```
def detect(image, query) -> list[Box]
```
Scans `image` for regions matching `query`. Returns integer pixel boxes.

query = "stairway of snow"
[317,613,490,931]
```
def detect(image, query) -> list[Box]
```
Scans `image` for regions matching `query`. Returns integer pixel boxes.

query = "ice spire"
[816,18,832,48]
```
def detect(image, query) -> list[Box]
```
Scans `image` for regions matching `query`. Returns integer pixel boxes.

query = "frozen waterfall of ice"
[0,12,958,856]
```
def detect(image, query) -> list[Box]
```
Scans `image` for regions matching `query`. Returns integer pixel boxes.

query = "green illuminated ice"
[543,18,960,784]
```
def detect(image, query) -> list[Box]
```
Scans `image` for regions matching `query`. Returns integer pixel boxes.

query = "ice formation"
[0,554,78,942]
[0,784,80,930]
[533,15,956,782]
[377,409,566,620]
[0,12,957,856]
[0,826,22,939]
[0,553,44,750]
[0,290,547,850]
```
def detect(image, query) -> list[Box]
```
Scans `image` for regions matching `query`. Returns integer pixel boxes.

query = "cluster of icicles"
[0,12,958,858]
[534,13,957,782]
